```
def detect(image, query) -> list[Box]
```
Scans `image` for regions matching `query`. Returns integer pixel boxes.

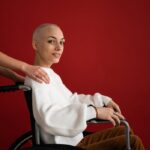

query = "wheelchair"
[0,83,131,150]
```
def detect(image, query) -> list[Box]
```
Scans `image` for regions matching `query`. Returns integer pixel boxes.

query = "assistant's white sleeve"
[25,79,88,137]
[71,92,112,107]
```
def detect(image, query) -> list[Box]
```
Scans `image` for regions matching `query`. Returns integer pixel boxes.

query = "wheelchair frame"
[0,84,131,150]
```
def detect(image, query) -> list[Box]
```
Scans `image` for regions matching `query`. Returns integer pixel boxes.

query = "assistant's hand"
[96,107,125,126]
[22,64,50,83]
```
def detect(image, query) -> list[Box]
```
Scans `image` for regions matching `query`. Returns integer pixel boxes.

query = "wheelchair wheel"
[9,130,33,150]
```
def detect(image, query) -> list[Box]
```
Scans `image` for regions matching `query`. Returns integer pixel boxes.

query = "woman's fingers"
[111,112,125,126]
[114,104,121,114]
[96,107,125,126]
[114,112,125,120]
[112,113,121,126]
[109,117,116,126]
[111,101,121,114]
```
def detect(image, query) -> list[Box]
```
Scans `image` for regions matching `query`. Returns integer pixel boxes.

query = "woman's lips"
[52,53,61,58]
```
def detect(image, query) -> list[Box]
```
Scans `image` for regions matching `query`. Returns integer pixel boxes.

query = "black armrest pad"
[87,118,111,124]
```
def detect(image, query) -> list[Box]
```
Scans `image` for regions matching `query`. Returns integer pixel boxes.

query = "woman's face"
[34,26,65,67]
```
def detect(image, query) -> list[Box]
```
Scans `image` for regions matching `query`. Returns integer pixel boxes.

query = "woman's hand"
[96,107,125,126]
[22,64,50,83]
[106,100,121,114]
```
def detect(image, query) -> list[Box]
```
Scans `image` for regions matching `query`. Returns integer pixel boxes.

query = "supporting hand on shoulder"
[22,64,50,83]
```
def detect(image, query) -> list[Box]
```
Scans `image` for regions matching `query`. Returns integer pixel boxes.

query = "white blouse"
[24,67,111,146]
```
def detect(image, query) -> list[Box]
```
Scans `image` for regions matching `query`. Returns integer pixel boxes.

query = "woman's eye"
[60,41,65,45]
[48,39,65,46]
[48,40,53,43]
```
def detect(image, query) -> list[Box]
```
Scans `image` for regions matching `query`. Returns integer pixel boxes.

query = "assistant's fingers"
[33,68,49,84]
[37,69,50,83]
[30,73,43,83]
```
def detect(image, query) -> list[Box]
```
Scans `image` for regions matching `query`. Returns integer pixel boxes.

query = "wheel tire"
[9,130,33,150]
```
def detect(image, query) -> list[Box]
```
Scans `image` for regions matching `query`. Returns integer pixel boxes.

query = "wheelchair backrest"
[24,89,41,145]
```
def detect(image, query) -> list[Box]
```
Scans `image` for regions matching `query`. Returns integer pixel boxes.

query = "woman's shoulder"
[47,67,63,83]
[24,67,62,87]
[24,75,50,88]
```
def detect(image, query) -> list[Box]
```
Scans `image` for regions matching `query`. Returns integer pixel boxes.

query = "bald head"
[33,23,65,67]
[32,23,62,42]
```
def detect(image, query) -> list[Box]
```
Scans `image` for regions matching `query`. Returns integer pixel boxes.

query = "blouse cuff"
[86,106,96,121]
[102,96,112,106]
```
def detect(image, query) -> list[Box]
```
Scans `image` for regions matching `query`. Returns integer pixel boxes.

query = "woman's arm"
[0,51,49,83]
[25,77,91,137]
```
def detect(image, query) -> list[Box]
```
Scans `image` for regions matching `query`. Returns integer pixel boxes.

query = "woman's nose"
[55,43,62,51]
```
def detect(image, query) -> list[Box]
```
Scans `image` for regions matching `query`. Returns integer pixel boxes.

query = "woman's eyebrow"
[48,36,65,40]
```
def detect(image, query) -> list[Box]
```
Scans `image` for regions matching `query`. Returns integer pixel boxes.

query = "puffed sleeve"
[51,70,112,107]
[70,92,112,107]
[25,77,88,137]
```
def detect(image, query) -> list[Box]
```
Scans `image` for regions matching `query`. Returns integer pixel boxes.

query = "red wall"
[0,0,149,149]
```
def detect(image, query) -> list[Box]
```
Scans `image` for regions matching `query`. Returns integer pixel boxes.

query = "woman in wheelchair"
[24,23,144,150]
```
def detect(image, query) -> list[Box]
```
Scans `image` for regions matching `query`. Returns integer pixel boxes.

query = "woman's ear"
[32,40,38,50]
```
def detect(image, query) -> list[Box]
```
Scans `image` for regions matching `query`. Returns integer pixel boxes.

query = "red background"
[0,0,149,149]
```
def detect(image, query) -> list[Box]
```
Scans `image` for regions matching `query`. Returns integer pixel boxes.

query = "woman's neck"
[34,58,52,68]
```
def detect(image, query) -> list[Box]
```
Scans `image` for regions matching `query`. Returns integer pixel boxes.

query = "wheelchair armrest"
[0,84,31,92]
[87,118,111,124]
[88,119,130,130]
[87,118,131,150]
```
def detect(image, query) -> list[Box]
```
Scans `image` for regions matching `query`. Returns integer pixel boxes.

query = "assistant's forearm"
[0,66,24,82]
[0,51,28,72]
